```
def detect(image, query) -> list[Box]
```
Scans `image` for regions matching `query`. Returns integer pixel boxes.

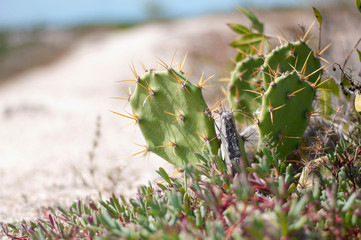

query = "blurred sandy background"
[0,1,360,226]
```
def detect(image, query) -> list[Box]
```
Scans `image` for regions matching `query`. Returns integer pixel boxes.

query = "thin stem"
[342,37,361,70]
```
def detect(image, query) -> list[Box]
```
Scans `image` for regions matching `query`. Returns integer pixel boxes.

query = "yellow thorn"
[248,43,264,55]
[156,56,169,70]
[233,87,240,102]
[265,62,278,78]
[202,99,223,118]
[282,136,300,139]
[175,74,190,94]
[294,56,299,69]
[155,139,176,148]
[273,103,286,111]
[305,35,314,44]
[318,56,329,64]
[129,62,140,80]
[278,128,300,145]
[305,66,324,79]
[300,51,313,76]
[169,168,182,178]
[288,62,298,72]
[171,70,182,84]
[302,20,316,41]
[124,87,132,97]
[318,42,332,56]
[315,78,331,88]
[209,100,221,112]
[137,81,155,103]
[275,26,289,43]
[194,131,210,150]
[289,63,298,73]
[139,60,147,72]
[170,50,177,69]
[110,87,132,102]
[288,87,306,98]
[262,69,276,82]
[234,110,257,123]
[165,108,184,123]
[243,79,262,88]
[254,95,263,100]
[236,48,249,58]
[194,130,208,141]
[237,69,249,80]
[243,89,263,95]
[179,51,188,72]
[220,86,228,96]
[121,145,150,160]
[306,109,321,117]
[117,79,137,83]
[219,78,231,82]
[156,139,177,155]
[258,36,267,55]
[268,98,286,125]
[197,73,214,89]
[110,110,139,122]
[110,97,129,101]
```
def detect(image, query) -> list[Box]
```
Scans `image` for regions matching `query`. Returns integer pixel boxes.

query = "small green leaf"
[99,201,119,218]
[342,192,357,212]
[289,216,308,230]
[227,23,250,35]
[157,182,167,190]
[356,0,361,12]
[357,49,361,62]
[36,228,46,240]
[194,152,208,163]
[236,7,264,33]
[312,7,322,24]
[229,33,265,49]
[99,211,116,229]
[156,167,171,184]
[292,195,307,217]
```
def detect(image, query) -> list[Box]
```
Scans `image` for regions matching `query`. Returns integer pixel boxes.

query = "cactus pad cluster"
[114,10,330,167]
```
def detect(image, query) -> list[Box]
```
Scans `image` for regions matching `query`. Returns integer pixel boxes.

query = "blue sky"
[0,0,314,29]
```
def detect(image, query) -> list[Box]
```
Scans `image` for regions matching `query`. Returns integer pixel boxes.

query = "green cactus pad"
[129,69,220,166]
[262,41,322,91]
[228,55,264,123]
[258,71,315,159]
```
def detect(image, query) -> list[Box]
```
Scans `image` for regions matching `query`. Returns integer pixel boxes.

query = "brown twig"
[342,37,361,70]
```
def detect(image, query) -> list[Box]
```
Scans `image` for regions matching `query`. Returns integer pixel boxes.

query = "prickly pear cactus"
[258,71,316,158]
[228,55,264,123]
[257,41,322,158]
[227,36,323,158]
[128,68,220,166]
[262,41,322,89]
